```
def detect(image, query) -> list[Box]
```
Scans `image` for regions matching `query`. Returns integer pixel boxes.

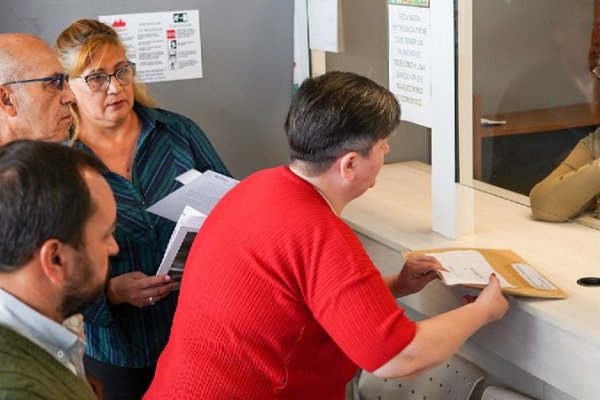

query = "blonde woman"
[56,19,229,399]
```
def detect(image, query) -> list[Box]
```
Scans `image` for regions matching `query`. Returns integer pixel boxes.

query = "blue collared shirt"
[0,288,86,378]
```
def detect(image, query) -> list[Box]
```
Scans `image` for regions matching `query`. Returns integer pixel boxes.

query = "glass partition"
[471,0,600,229]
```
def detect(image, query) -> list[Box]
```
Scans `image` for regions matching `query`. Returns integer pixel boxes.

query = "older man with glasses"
[0,33,75,145]
[0,32,107,397]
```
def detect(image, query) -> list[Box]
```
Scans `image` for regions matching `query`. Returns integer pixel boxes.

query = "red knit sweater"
[145,166,416,400]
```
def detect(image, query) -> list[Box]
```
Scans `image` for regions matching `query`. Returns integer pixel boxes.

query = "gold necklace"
[312,185,337,216]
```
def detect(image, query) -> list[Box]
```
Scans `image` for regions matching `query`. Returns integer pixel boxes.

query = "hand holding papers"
[148,170,238,288]
[406,248,567,299]
[427,250,514,288]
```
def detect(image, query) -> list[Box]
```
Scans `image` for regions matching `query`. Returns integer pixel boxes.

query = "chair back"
[356,355,486,400]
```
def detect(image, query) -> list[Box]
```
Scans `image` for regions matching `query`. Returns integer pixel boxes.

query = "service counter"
[342,162,600,400]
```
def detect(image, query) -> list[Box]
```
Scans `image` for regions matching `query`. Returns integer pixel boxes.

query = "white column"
[430,0,474,239]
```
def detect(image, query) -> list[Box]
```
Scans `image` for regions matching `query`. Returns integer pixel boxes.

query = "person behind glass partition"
[0,33,75,145]
[55,18,230,400]
[529,62,600,222]
[0,140,118,399]
[145,71,509,400]
[529,3,600,222]
[486,0,597,194]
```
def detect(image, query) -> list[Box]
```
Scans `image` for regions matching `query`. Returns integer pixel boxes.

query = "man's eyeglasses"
[1,73,69,91]
[73,62,136,92]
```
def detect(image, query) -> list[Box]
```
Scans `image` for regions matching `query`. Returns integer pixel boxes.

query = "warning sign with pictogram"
[99,10,203,83]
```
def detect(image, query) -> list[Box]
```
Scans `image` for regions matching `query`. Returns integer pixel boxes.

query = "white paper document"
[294,0,310,91]
[175,168,202,185]
[147,170,238,222]
[427,250,514,288]
[512,263,557,290]
[307,0,342,52]
[156,206,206,289]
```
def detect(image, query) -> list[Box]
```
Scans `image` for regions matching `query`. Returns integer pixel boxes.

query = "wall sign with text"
[388,1,431,127]
[99,10,203,83]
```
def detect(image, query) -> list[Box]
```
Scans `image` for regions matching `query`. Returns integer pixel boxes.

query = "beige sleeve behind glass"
[529,128,600,221]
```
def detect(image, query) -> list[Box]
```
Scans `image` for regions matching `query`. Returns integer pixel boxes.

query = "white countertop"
[342,161,600,400]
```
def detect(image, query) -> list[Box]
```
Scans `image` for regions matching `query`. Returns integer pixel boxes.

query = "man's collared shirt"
[0,288,86,379]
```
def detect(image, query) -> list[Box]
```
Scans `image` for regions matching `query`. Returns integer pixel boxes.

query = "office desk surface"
[342,162,600,400]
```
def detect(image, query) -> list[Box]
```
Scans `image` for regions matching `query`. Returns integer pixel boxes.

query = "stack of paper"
[147,169,238,222]
[148,170,238,288]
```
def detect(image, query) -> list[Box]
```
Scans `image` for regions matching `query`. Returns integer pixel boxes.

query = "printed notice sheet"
[99,10,203,83]
[388,1,432,127]
[294,0,310,91]
[147,170,238,222]
[307,0,342,52]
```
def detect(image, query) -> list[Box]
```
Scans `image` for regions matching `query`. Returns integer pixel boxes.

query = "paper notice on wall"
[388,1,431,127]
[307,0,342,52]
[99,10,202,83]
[294,0,310,91]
